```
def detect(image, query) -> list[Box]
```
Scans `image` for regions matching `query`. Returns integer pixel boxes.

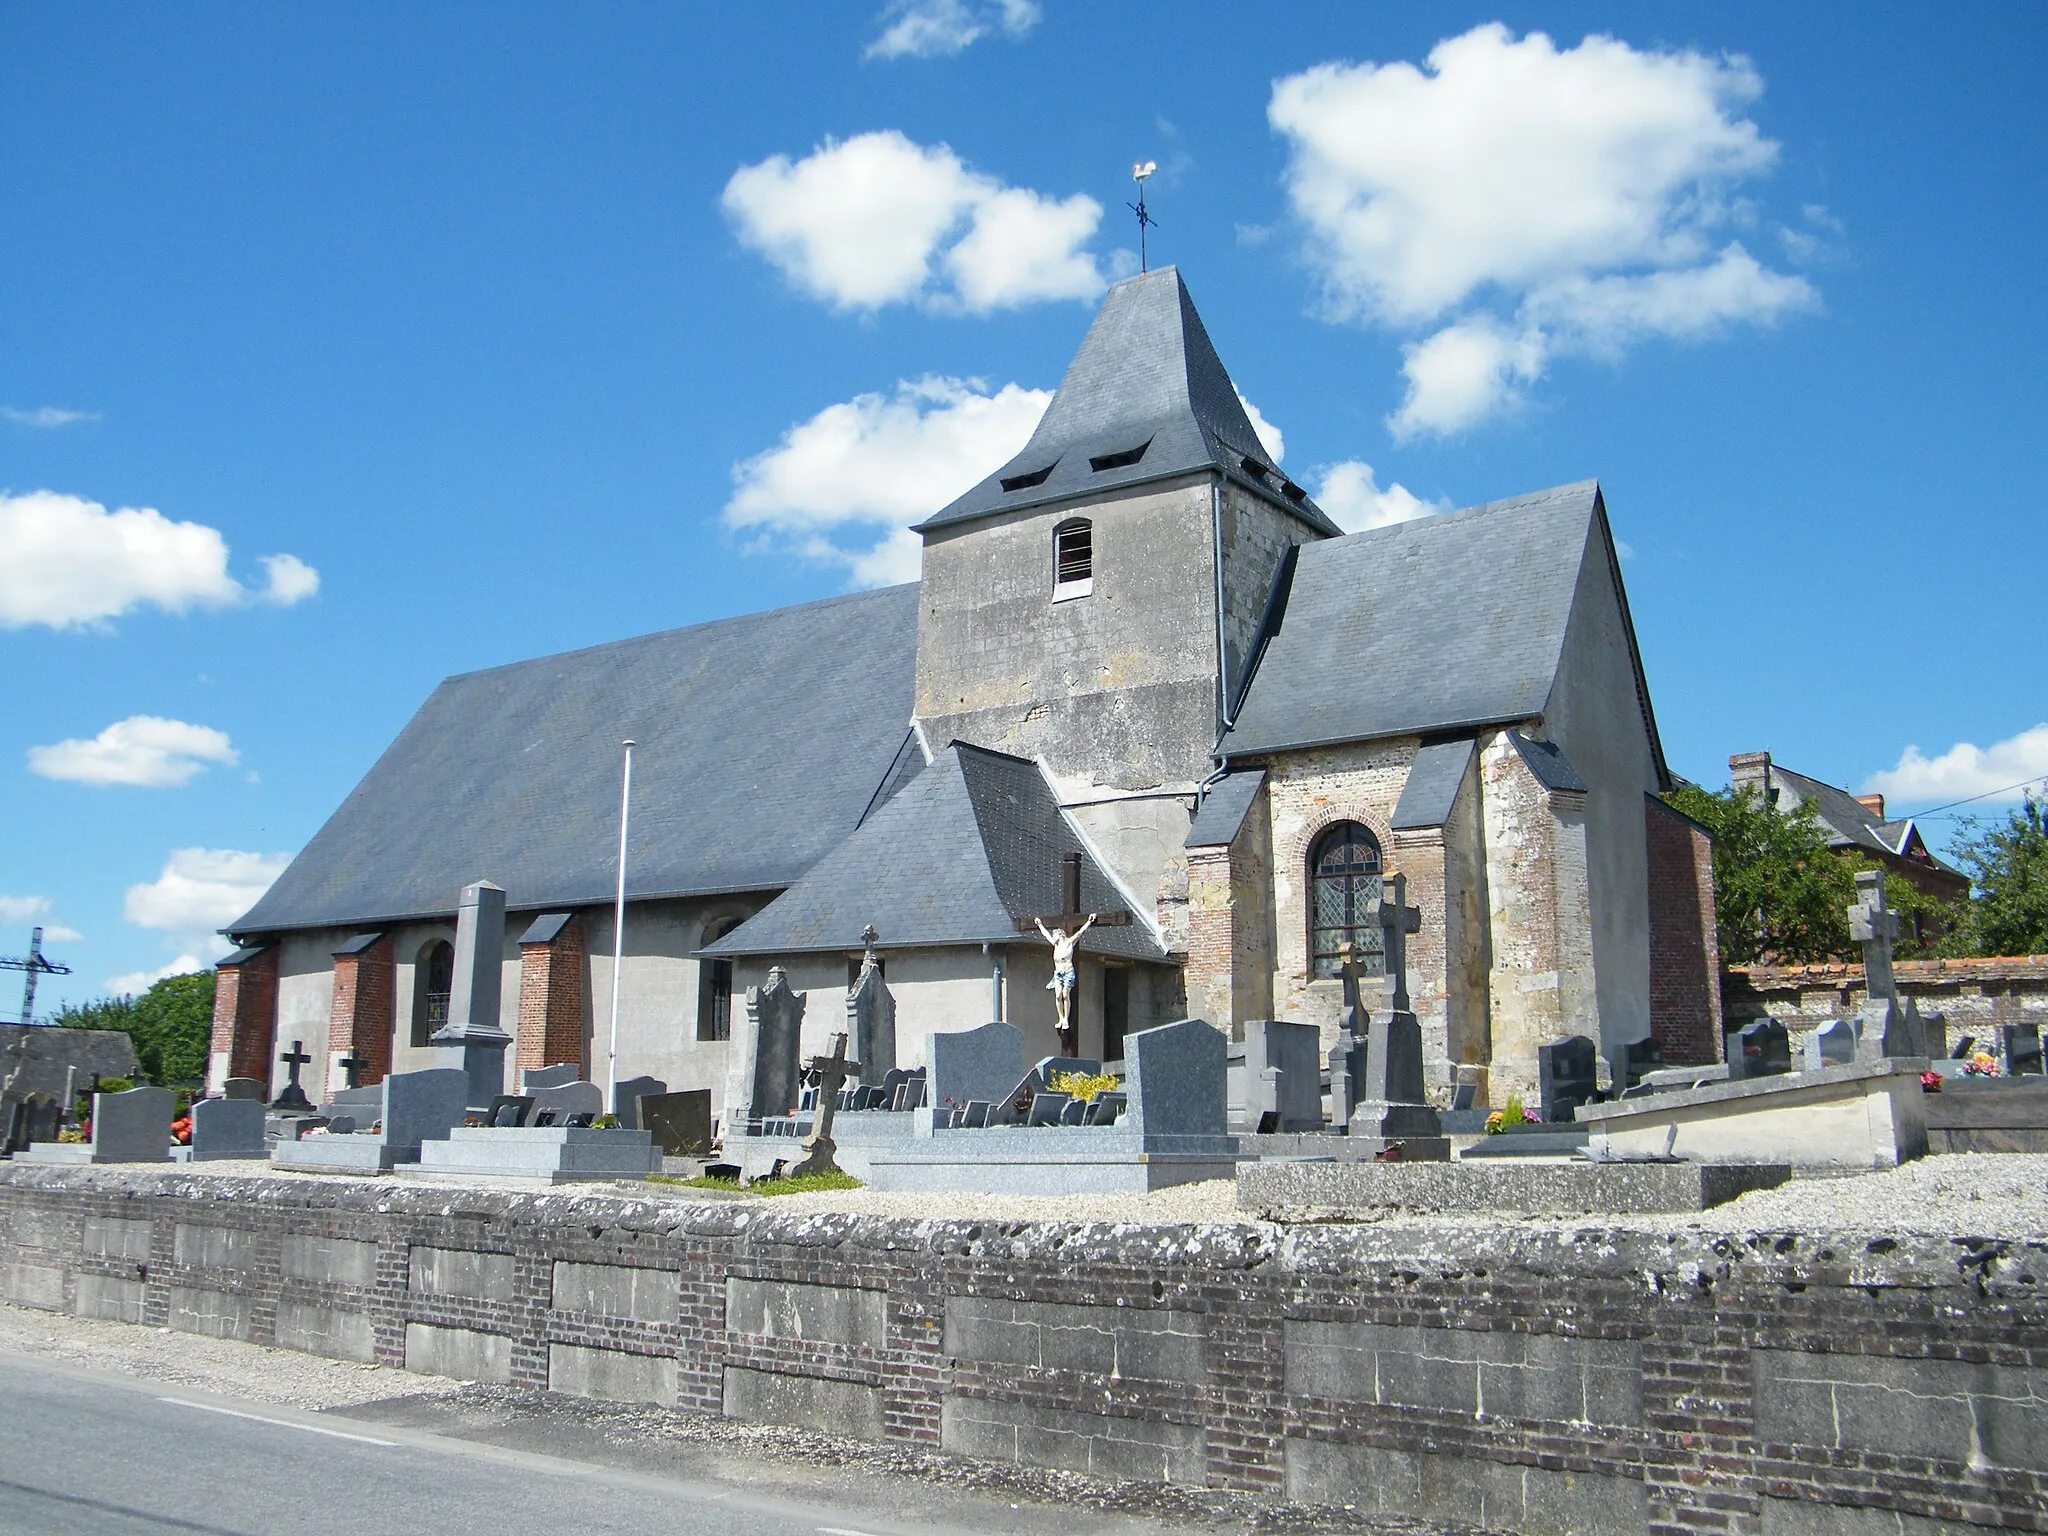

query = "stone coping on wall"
[1734,955,2048,988]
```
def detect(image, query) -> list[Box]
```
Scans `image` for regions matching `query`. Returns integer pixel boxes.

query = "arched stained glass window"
[1309,822,1384,980]
[410,939,454,1046]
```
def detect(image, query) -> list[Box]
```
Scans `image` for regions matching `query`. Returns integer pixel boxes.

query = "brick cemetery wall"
[1727,956,2048,1052]
[3,1166,2046,1534]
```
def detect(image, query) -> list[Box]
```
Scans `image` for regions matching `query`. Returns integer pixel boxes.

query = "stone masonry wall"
[3,1167,2046,1535]
[1726,956,2048,1051]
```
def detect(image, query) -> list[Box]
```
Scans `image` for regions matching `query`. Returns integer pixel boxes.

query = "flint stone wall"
[2,1166,2046,1535]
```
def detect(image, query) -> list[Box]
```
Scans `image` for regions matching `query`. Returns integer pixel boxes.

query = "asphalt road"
[0,1352,1129,1536]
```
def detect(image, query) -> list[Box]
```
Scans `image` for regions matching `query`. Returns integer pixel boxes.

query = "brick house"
[212,267,1720,1116]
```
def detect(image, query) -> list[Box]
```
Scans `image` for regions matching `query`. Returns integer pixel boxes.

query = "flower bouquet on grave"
[1962,1052,2001,1078]
[1920,1070,1943,1093]
[171,1116,192,1146]
[1483,1094,1530,1135]
[1048,1070,1120,1104]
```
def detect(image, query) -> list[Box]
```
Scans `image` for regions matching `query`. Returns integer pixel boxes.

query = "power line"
[1898,773,2048,821]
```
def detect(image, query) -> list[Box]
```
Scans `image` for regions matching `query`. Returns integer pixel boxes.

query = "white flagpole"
[607,739,635,1111]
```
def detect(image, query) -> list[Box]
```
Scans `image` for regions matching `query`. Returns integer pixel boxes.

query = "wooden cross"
[1848,869,1900,1004]
[1014,852,1133,936]
[789,1032,861,1179]
[1369,873,1423,1015]
[338,1048,371,1089]
[274,1039,314,1111]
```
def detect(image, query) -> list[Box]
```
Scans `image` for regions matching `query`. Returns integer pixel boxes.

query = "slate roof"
[1185,769,1266,849]
[231,585,922,935]
[914,268,1340,539]
[1772,765,1967,879]
[703,744,1167,961]
[1222,481,1636,759]
[1509,731,1589,794]
[1390,740,1475,830]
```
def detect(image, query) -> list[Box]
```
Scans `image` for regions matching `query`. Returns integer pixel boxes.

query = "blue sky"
[3,2,2043,1010]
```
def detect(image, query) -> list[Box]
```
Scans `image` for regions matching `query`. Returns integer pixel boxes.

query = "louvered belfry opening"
[1053,518,1092,594]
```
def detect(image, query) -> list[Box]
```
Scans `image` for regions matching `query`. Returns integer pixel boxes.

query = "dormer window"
[1089,440,1149,472]
[1052,518,1093,601]
[1000,461,1057,492]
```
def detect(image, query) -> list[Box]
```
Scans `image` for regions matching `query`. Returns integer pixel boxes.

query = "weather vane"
[1128,161,1158,273]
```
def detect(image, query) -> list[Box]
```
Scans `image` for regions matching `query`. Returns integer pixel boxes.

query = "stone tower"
[909,267,1339,929]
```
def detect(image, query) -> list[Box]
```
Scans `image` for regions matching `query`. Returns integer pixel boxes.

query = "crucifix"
[1017,851,1132,1055]
[789,1032,861,1179]
[273,1039,315,1112]
[338,1048,371,1090]
[1369,873,1423,1016]
[1848,870,1900,1007]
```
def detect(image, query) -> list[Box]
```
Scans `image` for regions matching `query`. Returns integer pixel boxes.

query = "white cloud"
[727,376,1047,586]
[1,406,98,428]
[1865,725,2048,808]
[258,552,321,605]
[0,490,320,630]
[1235,392,1285,463]
[107,956,207,996]
[42,925,83,943]
[0,895,52,924]
[1311,461,1449,533]
[124,847,291,961]
[28,716,239,788]
[723,131,1105,313]
[865,0,1039,59]
[1269,24,1816,435]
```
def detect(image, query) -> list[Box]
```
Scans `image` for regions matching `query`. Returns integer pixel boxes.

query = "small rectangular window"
[1053,520,1092,600]
[1089,441,1149,472]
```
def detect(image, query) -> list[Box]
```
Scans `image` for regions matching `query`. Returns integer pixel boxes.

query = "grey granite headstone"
[521,1063,581,1090]
[639,1089,712,1156]
[530,1081,603,1124]
[381,1068,470,1158]
[745,968,806,1125]
[21,1095,60,1146]
[431,879,513,1108]
[1537,1035,1600,1123]
[928,1022,1024,1120]
[91,1086,176,1162]
[222,1077,266,1102]
[613,1074,666,1128]
[1125,1018,1227,1141]
[1731,1018,1791,1080]
[188,1097,267,1160]
[1804,1018,1859,1071]
[1238,1020,1322,1132]
[2003,1021,2043,1076]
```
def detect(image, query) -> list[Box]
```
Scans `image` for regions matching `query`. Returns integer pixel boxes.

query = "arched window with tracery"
[410,939,455,1046]
[1309,822,1384,979]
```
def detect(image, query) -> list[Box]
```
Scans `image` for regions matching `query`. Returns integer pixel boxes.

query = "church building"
[212,267,1721,1122]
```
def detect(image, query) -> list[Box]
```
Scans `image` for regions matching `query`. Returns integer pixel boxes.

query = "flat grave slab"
[409,1125,661,1185]
[1238,1159,1791,1217]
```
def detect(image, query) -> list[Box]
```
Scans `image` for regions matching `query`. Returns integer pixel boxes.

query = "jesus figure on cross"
[1034,913,1096,1047]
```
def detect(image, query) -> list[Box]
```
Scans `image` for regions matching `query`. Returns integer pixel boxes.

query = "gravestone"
[639,1090,712,1156]
[789,1033,861,1178]
[847,928,896,1080]
[744,968,806,1126]
[927,1022,1024,1122]
[381,1068,471,1159]
[1804,1018,1860,1071]
[1329,940,1372,1127]
[432,879,514,1108]
[337,1048,370,1090]
[222,1077,266,1102]
[273,1039,316,1112]
[613,1074,666,1128]
[1617,1037,1663,1093]
[1848,872,1926,1062]
[522,1064,581,1091]
[529,1080,603,1125]
[20,1095,60,1146]
[1537,1035,1600,1123]
[187,1097,267,1161]
[1237,1019,1322,1132]
[1124,1018,1228,1140]
[1731,1018,1792,1080]
[91,1086,175,1162]
[2004,1022,2044,1077]
[1347,877,1446,1157]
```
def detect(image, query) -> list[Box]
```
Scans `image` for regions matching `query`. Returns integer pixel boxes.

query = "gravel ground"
[101,1151,2048,1236]
[0,1297,461,1410]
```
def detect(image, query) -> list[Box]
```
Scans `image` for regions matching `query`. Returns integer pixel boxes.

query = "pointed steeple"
[914,268,1340,536]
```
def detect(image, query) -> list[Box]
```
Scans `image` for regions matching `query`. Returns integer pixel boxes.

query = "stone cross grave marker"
[274,1039,315,1112]
[789,1032,861,1179]
[433,879,514,1108]
[1018,851,1131,1056]
[847,925,896,1079]
[745,968,806,1129]
[338,1048,370,1090]
[1369,873,1423,1015]
[1847,871,1926,1061]
[1329,941,1371,1128]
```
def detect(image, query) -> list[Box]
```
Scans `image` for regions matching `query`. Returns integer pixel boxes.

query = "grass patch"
[645,1169,865,1197]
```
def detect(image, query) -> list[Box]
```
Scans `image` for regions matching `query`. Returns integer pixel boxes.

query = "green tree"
[1665,784,1861,965]
[54,971,215,1084]
[1948,796,2048,956]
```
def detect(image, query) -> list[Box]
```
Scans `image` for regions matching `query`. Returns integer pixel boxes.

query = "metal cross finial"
[1129,161,1158,273]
